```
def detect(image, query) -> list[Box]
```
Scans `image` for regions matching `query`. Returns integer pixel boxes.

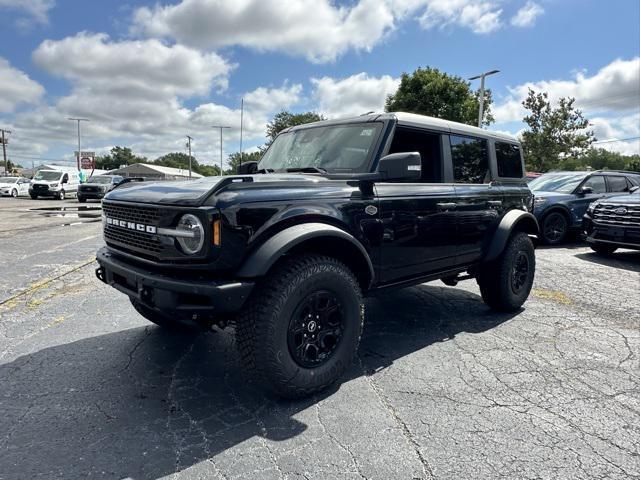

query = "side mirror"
[579,186,593,195]
[61,174,69,184]
[377,152,421,182]
[237,161,258,175]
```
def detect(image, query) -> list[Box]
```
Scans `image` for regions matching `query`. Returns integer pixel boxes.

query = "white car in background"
[0,177,31,197]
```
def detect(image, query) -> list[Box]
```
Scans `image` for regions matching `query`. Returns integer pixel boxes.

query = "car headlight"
[50,183,59,187]
[176,214,204,255]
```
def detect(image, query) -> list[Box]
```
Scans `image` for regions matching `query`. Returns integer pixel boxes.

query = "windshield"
[258,123,383,173]
[529,173,588,193]
[88,176,112,184]
[1,177,18,183]
[34,170,62,181]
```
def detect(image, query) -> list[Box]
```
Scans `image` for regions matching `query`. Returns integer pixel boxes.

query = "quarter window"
[450,135,489,184]
[583,175,606,194]
[607,176,629,193]
[495,142,523,178]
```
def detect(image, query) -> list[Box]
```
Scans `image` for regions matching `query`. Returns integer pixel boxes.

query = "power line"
[593,136,640,145]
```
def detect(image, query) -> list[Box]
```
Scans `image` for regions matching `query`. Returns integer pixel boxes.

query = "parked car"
[29,168,80,200]
[95,112,539,398]
[77,175,124,202]
[582,186,640,254]
[0,177,31,197]
[529,170,640,244]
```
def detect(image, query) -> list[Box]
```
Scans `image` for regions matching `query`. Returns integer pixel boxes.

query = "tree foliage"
[95,146,147,171]
[266,111,325,144]
[384,67,493,126]
[560,148,640,172]
[154,152,221,176]
[521,89,595,172]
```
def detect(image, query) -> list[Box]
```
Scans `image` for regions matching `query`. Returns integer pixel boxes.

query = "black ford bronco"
[96,112,538,398]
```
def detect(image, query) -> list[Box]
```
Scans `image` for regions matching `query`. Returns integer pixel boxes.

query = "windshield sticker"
[360,129,374,137]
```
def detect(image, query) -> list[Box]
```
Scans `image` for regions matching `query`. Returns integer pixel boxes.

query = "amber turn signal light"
[212,219,221,246]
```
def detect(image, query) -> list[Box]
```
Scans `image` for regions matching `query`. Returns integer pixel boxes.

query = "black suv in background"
[583,187,640,254]
[95,112,538,398]
[529,170,640,244]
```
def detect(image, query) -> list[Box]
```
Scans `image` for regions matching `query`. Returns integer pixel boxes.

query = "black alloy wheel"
[542,212,567,245]
[511,251,530,294]
[287,290,344,368]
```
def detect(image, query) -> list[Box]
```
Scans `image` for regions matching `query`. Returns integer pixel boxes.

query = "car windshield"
[88,176,112,184]
[34,170,62,181]
[258,123,383,173]
[529,173,588,193]
[1,177,18,183]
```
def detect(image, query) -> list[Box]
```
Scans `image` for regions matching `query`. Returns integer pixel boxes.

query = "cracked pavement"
[0,197,639,479]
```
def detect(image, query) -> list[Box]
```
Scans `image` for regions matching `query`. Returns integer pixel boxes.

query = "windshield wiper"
[285,166,328,174]
[256,168,274,174]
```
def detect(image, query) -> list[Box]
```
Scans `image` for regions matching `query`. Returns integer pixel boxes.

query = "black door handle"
[437,202,457,211]
[487,200,502,207]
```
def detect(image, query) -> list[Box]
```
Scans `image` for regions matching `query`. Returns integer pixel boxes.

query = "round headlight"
[176,214,204,255]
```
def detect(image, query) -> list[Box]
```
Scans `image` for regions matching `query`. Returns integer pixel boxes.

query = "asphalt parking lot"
[0,196,638,480]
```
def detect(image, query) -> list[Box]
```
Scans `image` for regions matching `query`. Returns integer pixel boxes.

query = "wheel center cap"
[307,320,317,332]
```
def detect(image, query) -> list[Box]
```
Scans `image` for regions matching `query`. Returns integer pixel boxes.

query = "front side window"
[495,142,524,178]
[258,123,382,173]
[450,135,489,184]
[607,176,629,193]
[583,175,606,194]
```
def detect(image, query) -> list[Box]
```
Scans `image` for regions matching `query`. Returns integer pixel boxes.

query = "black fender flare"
[236,222,375,286]
[485,210,539,261]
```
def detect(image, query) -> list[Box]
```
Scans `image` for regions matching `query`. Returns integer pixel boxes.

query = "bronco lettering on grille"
[106,217,156,234]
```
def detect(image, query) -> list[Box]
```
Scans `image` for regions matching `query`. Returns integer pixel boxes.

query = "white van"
[29,169,81,200]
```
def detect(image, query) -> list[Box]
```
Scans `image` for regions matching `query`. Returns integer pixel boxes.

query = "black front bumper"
[95,247,254,316]
[582,216,640,250]
[78,191,105,199]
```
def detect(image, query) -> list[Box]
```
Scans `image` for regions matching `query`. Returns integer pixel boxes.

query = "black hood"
[104,174,336,206]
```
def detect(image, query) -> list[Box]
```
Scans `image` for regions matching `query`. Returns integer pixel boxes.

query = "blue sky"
[0,0,638,169]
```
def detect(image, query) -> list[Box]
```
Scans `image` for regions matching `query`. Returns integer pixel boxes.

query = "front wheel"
[58,190,65,200]
[236,255,364,399]
[541,211,568,245]
[590,243,617,255]
[11,189,18,198]
[78,197,86,203]
[30,194,37,200]
[477,232,536,312]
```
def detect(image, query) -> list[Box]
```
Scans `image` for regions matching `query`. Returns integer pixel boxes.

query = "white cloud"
[311,73,399,118]
[0,0,54,25]
[0,57,44,113]
[416,0,503,34]
[132,0,396,63]
[590,113,640,156]
[510,1,544,28]
[33,32,234,96]
[494,57,640,123]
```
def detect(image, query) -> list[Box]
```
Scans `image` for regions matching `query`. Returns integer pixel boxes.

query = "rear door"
[449,134,505,265]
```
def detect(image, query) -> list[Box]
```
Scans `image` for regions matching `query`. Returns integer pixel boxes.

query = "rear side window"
[495,142,523,178]
[450,135,489,184]
[607,176,629,193]
[583,175,606,194]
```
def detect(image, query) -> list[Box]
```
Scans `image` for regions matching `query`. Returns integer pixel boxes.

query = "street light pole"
[1,128,11,175]
[186,135,193,179]
[211,126,230,175]
[68,118,89,169]
[468,70,500,128]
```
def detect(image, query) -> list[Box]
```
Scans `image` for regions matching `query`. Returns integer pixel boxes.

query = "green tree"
[560,148,640,172]
[153,152,221,177]
[384,67,493,126]
[95,146,147,171]
[266,111,325,144]
[226,151,262,174]
[521,89,595,172]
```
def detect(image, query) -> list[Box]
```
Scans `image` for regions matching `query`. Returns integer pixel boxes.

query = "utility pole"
[186,135,193,179]
[211,126,230,175]
[468,70,500,128]
[68,118,89,169]
[239,98,244,167]
[1,128,11,175]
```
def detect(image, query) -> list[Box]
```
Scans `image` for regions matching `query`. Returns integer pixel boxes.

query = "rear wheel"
[541,211,568,245]
[236,255,364,399]
[590,243,617,255]
[477,232,536,312]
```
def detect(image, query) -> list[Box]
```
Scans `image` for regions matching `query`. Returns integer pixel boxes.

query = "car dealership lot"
[0,197,638,479]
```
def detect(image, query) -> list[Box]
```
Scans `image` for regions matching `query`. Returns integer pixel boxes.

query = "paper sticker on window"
[360,129,374,136]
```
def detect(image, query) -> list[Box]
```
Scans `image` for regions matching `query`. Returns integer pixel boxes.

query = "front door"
[375,182,458,283]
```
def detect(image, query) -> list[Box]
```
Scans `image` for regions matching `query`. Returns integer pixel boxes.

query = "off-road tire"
[477,232,535,312]
[11,189,18,198]
[590,243,617,255]
[129,298,201,332]
[236,255,364,399]
[541,211,568,245]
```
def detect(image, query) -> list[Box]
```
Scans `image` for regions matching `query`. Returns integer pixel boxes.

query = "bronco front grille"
[593,203,640,227]
[103,202,165,257]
